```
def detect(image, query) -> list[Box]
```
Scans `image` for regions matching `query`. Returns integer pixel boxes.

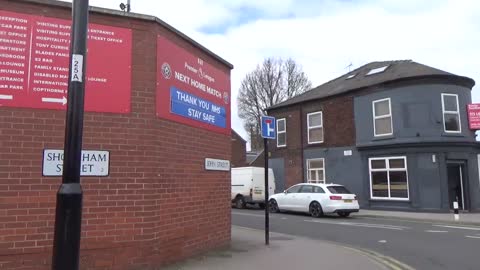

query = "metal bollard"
[453,201,459,221]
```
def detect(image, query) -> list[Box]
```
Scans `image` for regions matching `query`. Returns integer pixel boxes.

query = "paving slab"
[162,226,411,270]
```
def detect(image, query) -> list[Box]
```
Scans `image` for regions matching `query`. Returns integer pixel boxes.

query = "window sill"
[307,141,324,145]
[369,198,410,202]
[372,135,395,141]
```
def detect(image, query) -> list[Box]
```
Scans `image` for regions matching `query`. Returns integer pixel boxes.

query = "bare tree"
[238,57,312,152]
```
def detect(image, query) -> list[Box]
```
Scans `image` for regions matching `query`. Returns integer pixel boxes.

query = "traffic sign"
[261,116,276,139]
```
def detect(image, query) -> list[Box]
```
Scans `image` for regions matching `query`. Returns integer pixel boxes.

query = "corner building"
[0,0,233,269]
[267,60,480,212]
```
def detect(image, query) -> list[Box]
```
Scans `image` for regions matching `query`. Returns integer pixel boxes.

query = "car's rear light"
[329,195,342,200]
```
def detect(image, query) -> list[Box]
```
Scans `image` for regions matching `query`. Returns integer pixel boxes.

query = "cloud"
[60,0,480,145]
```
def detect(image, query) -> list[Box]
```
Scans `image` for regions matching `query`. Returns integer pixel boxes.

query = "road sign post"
[261,116,276,246]
[51,1,89,269]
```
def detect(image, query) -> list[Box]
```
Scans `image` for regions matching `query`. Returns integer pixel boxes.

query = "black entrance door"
[447,164,468,210]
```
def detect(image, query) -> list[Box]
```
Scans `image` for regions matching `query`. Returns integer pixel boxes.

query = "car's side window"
[286,185,302,193]
[299,185,314,193]
[313,186,325,193]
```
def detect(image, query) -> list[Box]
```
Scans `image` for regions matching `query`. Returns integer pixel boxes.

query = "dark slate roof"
[247,150,264,166]
[268,60,475,110]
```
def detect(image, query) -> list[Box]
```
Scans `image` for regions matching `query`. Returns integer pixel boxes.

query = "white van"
[231,166,276,209]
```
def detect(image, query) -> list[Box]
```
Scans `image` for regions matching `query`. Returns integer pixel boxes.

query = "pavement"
[353,209,480,225]
[163,226,409,270]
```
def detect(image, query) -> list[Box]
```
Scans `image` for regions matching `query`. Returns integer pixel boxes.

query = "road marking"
[433,224,480,231]
[425,230,448,233]
[465,235,480,239]
[342,246,414,270]
[232,212,264,217]
[378,240,387,243]
[305,219,409,230]
[232,211,286,219]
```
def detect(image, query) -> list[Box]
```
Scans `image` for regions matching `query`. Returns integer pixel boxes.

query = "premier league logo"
[161,62,172,79]
[198,68,205,79]
[223,92,229,104]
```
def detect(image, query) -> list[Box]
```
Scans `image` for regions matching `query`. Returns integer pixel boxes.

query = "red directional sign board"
[0,10,132,113]
[156,35,231,135]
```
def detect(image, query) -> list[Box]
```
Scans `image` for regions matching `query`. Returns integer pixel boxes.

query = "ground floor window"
[307,158,325,183]
[369,156,409,200]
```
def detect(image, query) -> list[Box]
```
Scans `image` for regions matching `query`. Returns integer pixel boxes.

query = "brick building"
[267,60,480,212]
[0,0,233,269]
[231,129,247,167]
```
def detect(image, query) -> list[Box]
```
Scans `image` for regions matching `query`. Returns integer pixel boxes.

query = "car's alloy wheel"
[309,201,323,218]
[269,199,279,213]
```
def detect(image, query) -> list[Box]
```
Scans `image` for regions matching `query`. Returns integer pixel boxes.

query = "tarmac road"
[232,208,480,270]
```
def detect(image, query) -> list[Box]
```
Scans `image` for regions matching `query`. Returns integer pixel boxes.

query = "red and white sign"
[0,10,132,113]
[467,104,480,130]
[156,35,231,135]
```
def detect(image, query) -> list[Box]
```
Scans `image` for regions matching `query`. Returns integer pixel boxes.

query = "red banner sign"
[156,35,231,135]
[467,104,480,130]
[0,10,132,113]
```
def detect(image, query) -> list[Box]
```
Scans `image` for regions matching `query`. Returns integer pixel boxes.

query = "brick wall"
[0,1,231,269]
[268,107,303,188]
[231,130,246,167]
[268,94,356,188]
[302,94,355,148]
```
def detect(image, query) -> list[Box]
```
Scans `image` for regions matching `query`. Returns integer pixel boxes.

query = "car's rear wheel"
[337,212,350,217]
[309,201,323,218]
[235,196,246,209]
[269,199,279,213]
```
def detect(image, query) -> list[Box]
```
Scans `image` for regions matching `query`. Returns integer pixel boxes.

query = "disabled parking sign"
[261,116,276,139]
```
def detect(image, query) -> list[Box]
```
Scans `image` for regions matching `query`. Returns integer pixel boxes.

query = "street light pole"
[51,1,89,269]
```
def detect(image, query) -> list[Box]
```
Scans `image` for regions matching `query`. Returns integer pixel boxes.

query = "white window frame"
[276,118,286,147]
[369,156,409,201]
[307,158,325,184]
[372,98,393,137]
[441,93,461,133]
[307,111,324,144]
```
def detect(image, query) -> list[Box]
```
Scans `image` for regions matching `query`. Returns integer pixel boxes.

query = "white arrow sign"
[0,94,13,100]
[42,96,67,105]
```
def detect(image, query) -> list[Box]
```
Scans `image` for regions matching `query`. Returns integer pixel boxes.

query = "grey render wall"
[414,153,443,210]
[303,147,365,206]
[469,153,480,210]
[361,146,480,211]
[354,84,475,147]
[269,158,285,193]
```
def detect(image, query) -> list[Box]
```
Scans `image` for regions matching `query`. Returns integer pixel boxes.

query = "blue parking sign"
[261,116,276,139]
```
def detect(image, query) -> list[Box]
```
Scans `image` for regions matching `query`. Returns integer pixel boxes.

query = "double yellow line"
[342,246,415,270]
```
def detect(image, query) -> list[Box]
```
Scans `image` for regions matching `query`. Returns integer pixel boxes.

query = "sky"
[62,0,480,146]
